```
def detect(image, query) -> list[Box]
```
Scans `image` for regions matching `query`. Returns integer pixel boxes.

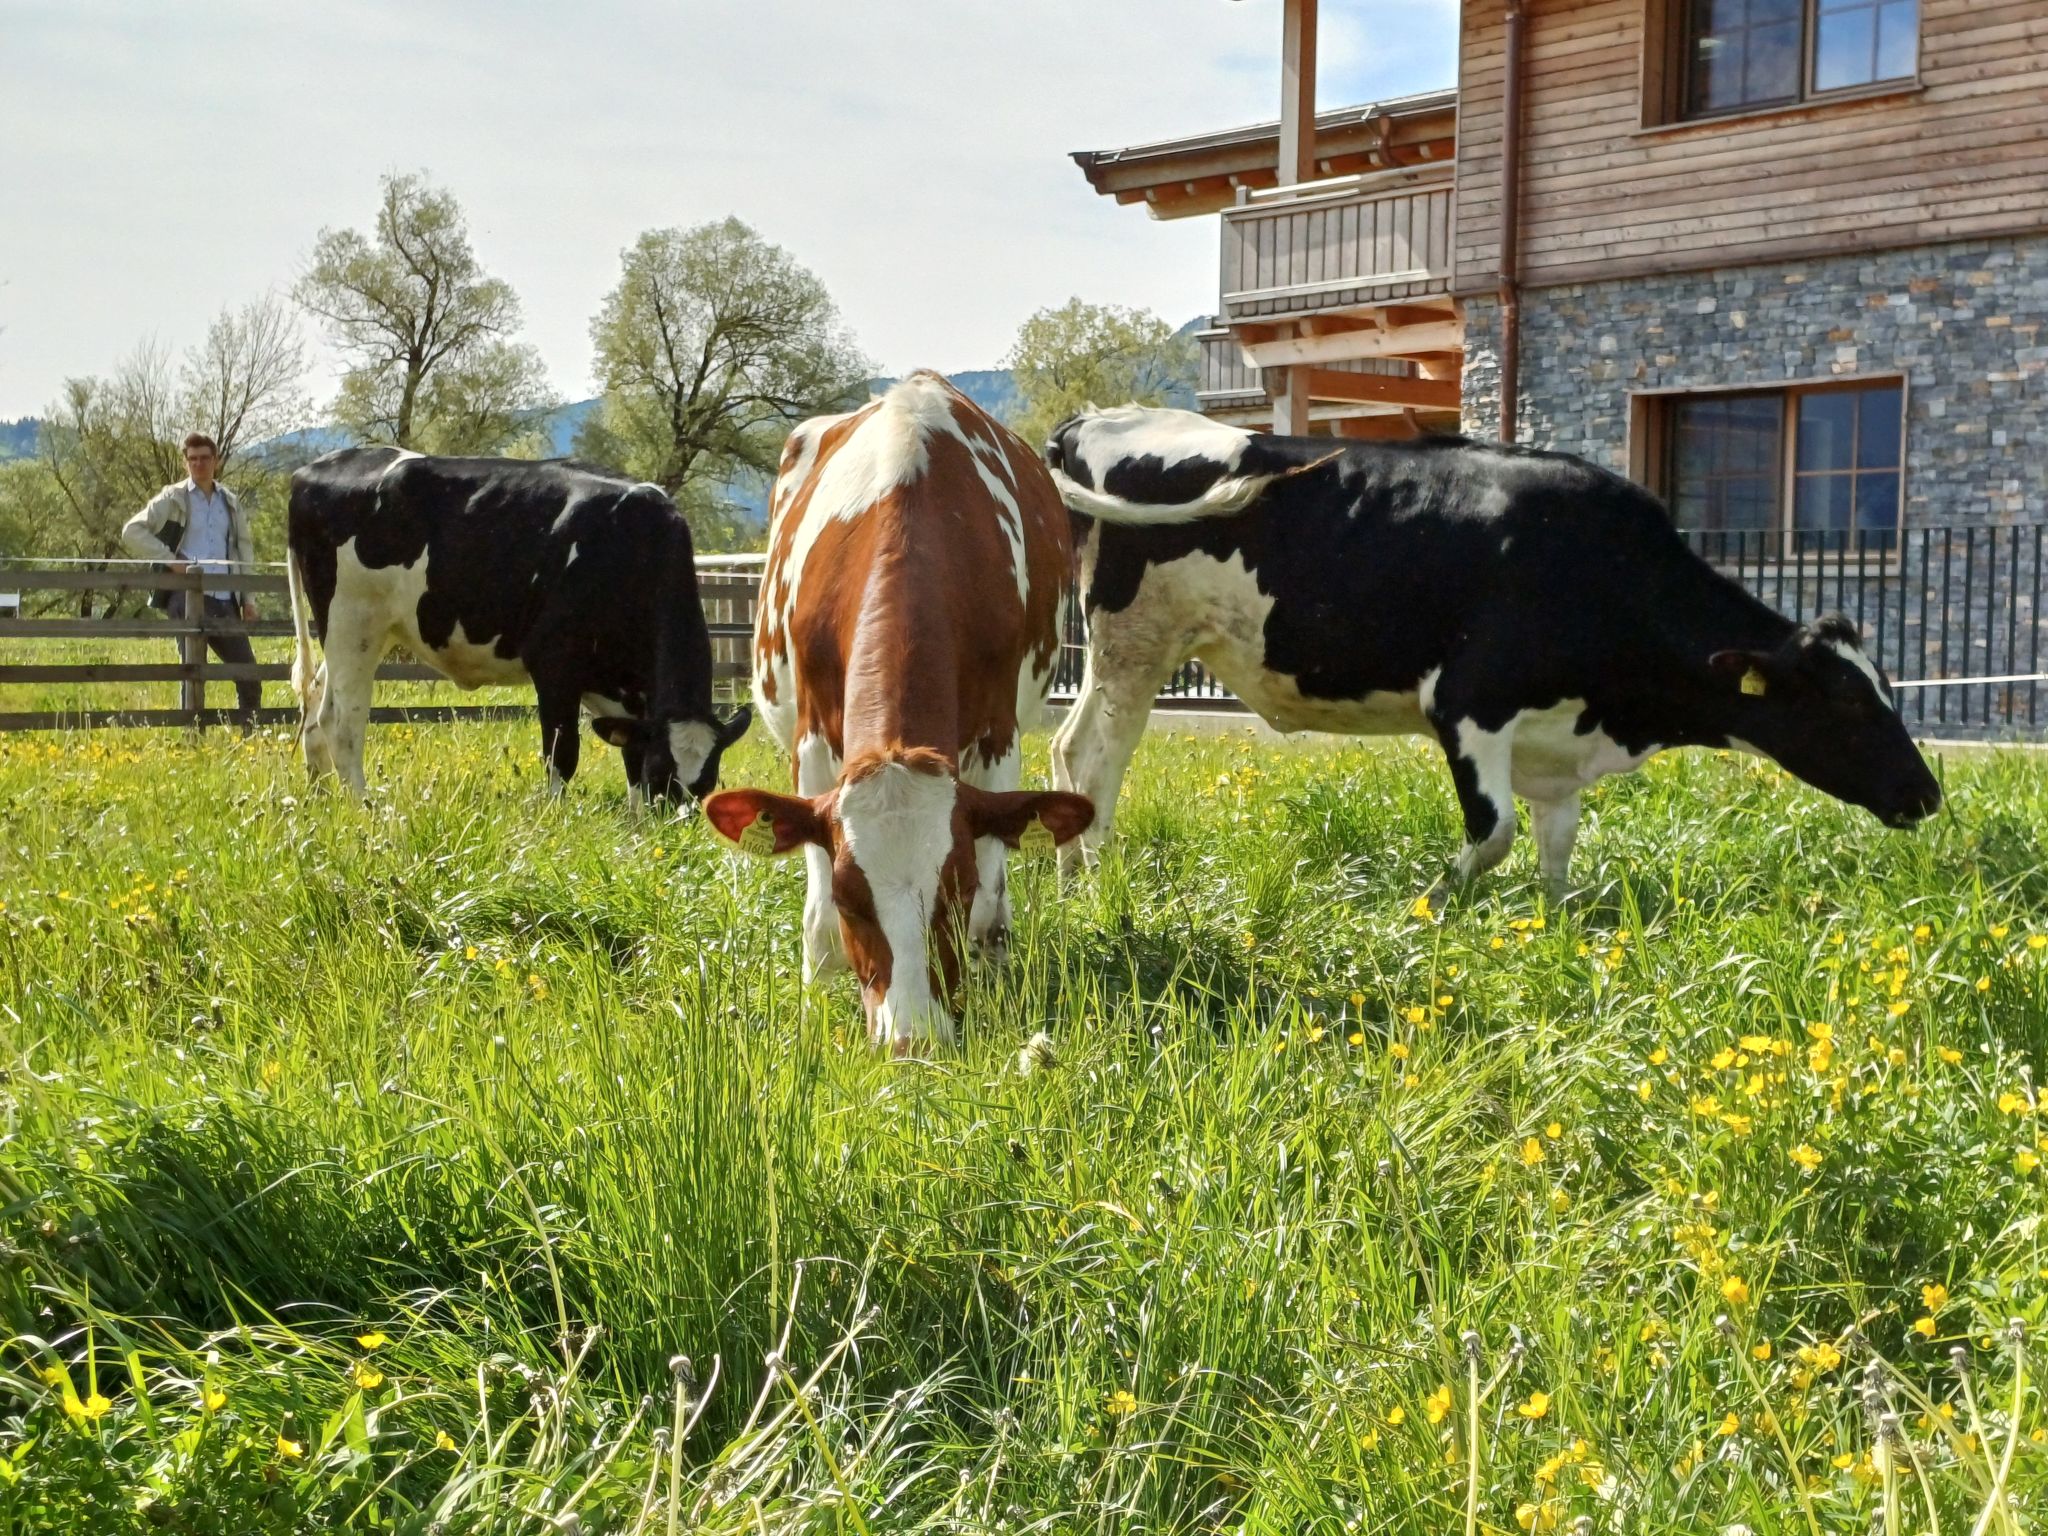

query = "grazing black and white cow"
[286,447,751,801]
[1044,405,1942,899]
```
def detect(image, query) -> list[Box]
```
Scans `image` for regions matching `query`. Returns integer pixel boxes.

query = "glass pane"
[1856,385,1903,468]
[1876,0,1918,80]
[1796,391,1857,472]
[1693,0,1749,27]
[1815,5,1876,90]
[1747,20,1802,100]
[1855,472,1901,532]
[1751,0,1803,21]
[1720,475,1777,532]
[1793,475,1855,549]
[1691,38,1739,113]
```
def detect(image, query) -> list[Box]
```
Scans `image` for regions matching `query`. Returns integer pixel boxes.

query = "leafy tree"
[1003,299,1198,451]
[297,172,554,453]
[3,297,308,606]
[580,218,870,548]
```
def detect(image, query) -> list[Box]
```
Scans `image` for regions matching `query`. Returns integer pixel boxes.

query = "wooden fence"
[0,562,761,733]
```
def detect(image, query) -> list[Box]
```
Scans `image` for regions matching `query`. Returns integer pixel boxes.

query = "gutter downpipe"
[1498,1,1527,445]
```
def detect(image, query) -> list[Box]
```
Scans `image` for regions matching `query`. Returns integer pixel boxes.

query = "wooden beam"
[1271,364,1309,436]
[1300,314,1382,337]
[1241,318,1464,369]
[1279,0,1317,187]
[1301,370,1462,410]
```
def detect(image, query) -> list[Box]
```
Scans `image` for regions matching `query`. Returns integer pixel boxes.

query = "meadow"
[0,719,2043,1534]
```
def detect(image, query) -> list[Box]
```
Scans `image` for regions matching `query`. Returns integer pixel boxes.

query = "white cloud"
[0,0,1456,418]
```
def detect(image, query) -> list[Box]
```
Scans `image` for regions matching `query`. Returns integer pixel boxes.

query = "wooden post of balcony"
[1272,0,1317,435]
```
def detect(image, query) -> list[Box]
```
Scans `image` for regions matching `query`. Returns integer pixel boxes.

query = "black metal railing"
[1053,525,2048,734]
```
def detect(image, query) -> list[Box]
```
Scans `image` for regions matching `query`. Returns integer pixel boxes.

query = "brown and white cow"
[703,372,1094,1052]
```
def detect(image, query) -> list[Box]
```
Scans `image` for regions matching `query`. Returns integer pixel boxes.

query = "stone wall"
[1461,234,2048,527]
[1459,234,2048,737]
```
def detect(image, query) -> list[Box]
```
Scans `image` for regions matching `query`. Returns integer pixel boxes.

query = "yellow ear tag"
[1017,816,1055,855]
[1740,668,1768,697]
[736,813,778,857]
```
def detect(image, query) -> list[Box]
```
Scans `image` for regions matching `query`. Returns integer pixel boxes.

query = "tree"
[1003,299,1199,451]
[296,172,554,453]
[580,218,871,547]
[8,296,309,603]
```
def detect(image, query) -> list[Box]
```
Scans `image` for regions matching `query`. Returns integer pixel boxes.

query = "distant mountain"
[0,418,39,461]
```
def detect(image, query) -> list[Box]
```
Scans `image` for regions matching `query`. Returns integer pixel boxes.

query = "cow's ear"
[590,716,645,749]
[1707,649,1776,697]
[702,788,827,857]
[962,788,1096,851]
[718,704,754,748]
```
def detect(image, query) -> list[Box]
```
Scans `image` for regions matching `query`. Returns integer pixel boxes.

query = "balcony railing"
[1220,165,1456,325]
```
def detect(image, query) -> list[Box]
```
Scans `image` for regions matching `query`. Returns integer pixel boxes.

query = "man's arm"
[121,485,185,564]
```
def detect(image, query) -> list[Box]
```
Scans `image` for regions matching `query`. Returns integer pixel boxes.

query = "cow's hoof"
[973,924,1011,966]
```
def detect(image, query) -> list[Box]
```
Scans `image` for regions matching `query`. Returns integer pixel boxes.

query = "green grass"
[1,720,2044,1533]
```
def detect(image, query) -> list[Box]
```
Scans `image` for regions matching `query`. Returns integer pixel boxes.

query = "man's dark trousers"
[179,593,262,726]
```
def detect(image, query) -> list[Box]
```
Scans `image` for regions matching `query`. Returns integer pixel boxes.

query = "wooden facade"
[1455,0,2048,294]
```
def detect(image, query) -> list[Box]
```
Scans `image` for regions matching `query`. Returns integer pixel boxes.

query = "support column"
[1272,362,1308,437]
[1279,0,1318,187]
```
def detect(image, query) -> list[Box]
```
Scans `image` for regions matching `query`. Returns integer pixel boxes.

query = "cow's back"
[758,374,1069,761]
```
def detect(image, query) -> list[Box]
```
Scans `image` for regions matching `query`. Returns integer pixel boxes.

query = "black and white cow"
[1044,405,1941,899]
[286,447,751,801]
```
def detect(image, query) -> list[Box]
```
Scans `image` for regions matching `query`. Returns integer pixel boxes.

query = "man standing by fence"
[122,432,263,729]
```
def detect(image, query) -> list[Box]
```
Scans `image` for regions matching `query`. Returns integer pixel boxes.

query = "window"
[1649,0,1918,124]
[1650,380,1904,555]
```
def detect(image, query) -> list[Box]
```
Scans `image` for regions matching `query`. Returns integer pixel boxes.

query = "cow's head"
[703,749,1094,1053]
[1709,615,1940,829]
[591,705,754,804]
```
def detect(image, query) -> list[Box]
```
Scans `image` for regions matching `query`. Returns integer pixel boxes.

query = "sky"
[0,0,1458,420]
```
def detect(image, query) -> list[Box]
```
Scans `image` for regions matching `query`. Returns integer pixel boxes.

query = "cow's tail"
[285,541,318,710]
[1045,464,1281,525]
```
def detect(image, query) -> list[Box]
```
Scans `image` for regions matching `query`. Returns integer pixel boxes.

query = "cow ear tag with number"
[737,812,778,857]
[1018,816,1055,855]
[1740,668,1768,698]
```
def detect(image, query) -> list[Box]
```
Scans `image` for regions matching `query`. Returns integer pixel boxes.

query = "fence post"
[177,572,207,727]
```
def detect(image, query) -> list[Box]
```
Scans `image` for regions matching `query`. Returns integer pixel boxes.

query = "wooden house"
[1072,0,2048,553]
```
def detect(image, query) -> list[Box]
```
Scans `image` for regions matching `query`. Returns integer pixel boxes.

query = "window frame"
[1642,0,1921,128]
[1628,374,1910,564]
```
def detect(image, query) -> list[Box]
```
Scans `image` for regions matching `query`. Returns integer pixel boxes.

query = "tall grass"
[0,721,2043,1532]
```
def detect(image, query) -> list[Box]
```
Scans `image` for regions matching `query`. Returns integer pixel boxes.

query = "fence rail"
[0,561,758,734]
[9,527,2045,737]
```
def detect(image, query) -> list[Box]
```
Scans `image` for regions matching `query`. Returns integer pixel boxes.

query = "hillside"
[0,418,39,461]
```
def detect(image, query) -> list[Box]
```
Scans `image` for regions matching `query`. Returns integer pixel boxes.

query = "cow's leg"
[961,742,1019,961]
[1530,792,1581,904]
[314,621,385,799]
[299,660,336,782]
[796,731,848,979]
[1425,709,1519,903]
[1050,637,1175,878]
[533,681,581,796]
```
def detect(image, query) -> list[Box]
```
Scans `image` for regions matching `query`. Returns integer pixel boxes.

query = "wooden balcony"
[1198,325,1417,409]
[1220,165,1456,326]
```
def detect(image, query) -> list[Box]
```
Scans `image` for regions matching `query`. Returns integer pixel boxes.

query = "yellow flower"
[352,1362,385,1391]
[1797,1341,1843,1373]
[1520,1137,1545,1167]
[260,1059,283,1088]
[1721,1276,1750,1306]
[1386,1405,1407,1426]
[1717,1411,1740,1436]
[1402,1005,1428,1026]
[1358,1426,1379,1450]
[1712,1047,1737,1071]
[1103,1389,1137,1417]
[356,1331,390,1351]
[1752,1340,1773,1360]
[63,1391,112,1422]
[1517,1390,1551,1420]
[1940,1046,1964,1064]
[1921,1283,1949,1313]
[275,1433,304,1460]
[37,1365,64,1387]
[1425,1384,1453,1424]
[435,1428,457,1452]
[2020,1147,2041,1174]
[2029,935,2047,950]
[1912,1316,1937,1338]
[1887,1001,1910,1018]
[1913,923,1931,941]
[1832,1452,1856,1470]
[1636,1080,1654,1102]
[1790,1143,1823,1172]
[1410,895,1434,920]
[202,1386,227,1412]
[1349,990,1365,1008]
[1347,1031,1364,1047]
[1975,977,1991,993]
[1999,1091,2028,1115]
[1544,1121,1563,1140]
[1390,1042,1410,1060]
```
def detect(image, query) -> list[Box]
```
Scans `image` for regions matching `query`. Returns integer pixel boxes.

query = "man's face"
[184,447,217,486]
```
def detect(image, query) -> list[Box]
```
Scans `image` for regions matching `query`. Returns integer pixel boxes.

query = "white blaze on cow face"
[834,761,960,1050]
[1822,633,1895,712]
[667,720,717,792]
